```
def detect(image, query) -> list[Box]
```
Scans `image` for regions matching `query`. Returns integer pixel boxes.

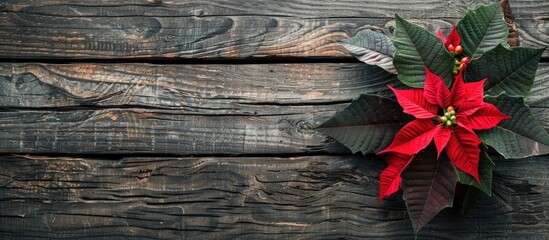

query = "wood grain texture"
[0,63,401,111]
[0,62,546,110]
[0,0,546,59]
[0,63,394,155]
[0,154,547,239]
[0,108,350,155]
[0,63,546,155]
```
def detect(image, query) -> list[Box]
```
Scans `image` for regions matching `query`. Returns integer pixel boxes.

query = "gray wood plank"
[0,0,546,59]
[0,62,546,110]
[0,63,546,155]
[1,0,544,19]
[0,108,349,155]
[0,63,399,111]
[0,154,547,239]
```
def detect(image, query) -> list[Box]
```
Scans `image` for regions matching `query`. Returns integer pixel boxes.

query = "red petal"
[446,126,482,183]
[456,78,486,116]
[433,126,451,158]
[458,102,481,117]
[378,119,437,155]
[466,102,511,130]
[445,23,461,48]
[450,71,467,107]
[388,85,438,119]
[379,153,413,201]
[386,152,412,167]
[456,115,474,133]
[424,67,450,108]
[436,28,446,43]
[464,79,486,105]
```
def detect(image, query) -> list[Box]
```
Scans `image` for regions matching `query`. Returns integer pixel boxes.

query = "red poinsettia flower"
[376,68,510,200]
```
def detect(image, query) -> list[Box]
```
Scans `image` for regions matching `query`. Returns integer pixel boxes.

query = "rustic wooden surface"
[0,0,547,239]
[0,0,547,59]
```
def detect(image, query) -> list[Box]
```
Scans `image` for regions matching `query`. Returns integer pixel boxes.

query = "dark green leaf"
[339,30,396,74]
[457,3,509,60]
[341,63,403,97]
[478,93,549,158]
[465,44,544,98]
[454,149,494,196]
[401,152,459,234]
[392,14,454,88]
[316,94,411,154]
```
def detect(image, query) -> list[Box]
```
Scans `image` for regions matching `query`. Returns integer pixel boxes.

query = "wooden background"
[0,0,547,239]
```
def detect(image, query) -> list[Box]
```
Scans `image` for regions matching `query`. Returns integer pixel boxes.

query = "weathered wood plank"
[1,0,544,19]
[0,154,547,239]
[0,63,400,111]
[0,109,349,155]
[0,16,422,59]
[0,0,546,59]
[0,63,546,155]
[0,62,546,110]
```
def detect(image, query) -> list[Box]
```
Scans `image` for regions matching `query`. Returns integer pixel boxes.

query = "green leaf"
[401,152,459,234]
[339,30,396,74]
[465,44,544,98]
[344,63,404,97]
[457,3,509,60]
[316,94,412,154]
[478,93,549,158]
[460,186,481,216]
[392,14,454,88]
[454,148,494,196]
